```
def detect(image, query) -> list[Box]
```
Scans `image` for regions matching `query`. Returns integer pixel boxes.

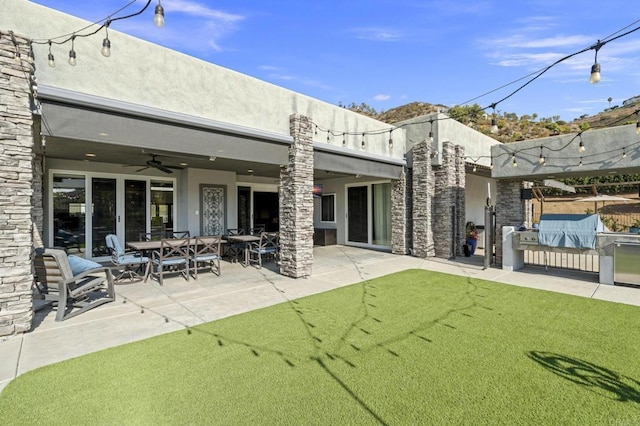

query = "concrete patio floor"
[2,245,640,393]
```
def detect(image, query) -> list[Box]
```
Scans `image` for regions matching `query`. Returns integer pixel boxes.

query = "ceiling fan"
[125,154,183,174]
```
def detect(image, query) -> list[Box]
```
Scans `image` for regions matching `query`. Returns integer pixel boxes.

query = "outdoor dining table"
[225,234,260,266]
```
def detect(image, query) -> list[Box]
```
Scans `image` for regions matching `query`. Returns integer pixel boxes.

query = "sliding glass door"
[51,171,174,259]
[346,182,391,248]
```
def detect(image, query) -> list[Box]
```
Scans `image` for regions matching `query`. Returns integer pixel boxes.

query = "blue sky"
[30,0,640,121]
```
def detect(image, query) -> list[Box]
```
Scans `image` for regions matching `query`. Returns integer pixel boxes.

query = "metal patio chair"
[150,238,190,285]
[33,248,115,321]
[105,234,150,282]
[247,232,280,269]
[190,236,222,279]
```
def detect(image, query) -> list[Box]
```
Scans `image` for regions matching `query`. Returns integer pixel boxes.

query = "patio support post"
[280,114,314,278]
[0,30,35,336]
[411,139,435,257]
[391,168,407,254]
[433,142,465,258]
[495,180,531,266]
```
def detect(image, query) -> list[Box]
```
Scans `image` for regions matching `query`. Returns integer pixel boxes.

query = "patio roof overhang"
[38,86,291,167]
[313,143,406,180]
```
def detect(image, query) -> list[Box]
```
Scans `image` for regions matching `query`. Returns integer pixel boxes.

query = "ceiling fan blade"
[136,166,150,172]
[156,165,174,174]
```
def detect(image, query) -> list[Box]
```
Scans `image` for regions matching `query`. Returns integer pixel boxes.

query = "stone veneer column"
[411,140,435,257]
[279,114,314,278]
[391,169,407,254]
[0,31,35,336]
[495,179,528,266]
[454,145,466,257]
[433,142,464,258]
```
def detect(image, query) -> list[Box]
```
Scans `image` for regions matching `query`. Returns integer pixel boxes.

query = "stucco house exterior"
[0,0,501,336]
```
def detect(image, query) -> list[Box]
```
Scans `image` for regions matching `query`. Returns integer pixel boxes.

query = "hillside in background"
[346,97,640,144]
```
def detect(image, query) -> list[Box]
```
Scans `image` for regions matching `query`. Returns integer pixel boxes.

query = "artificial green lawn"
[1,269,639,425]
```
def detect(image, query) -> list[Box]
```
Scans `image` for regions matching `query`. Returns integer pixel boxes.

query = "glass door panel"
[53,174,86,256]
[125,180,147,242]
[150,181,174,235]
[92,178,116,257]
[237,186,251,233]
[347,186,368,243]
[372,183,391,246]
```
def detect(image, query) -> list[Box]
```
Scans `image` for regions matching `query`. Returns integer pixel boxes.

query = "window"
[321,194,336,222]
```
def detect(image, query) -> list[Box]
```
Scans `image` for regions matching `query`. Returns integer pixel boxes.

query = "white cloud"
[350,27,403,42]
[165,0,244,23]
[374,94,391,101]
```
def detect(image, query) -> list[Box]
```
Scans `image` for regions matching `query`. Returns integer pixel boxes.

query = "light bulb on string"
[539,146,545,165]
[579,157,583,167]
[101,21,111,57]
[489,159,493,170]
[490,105,499,134]
[512,153,518,168]
[589,40,602,84]
[361,133,366,150]
[388,130,393,148]
[342,132,346,147]
[326,130,331,143]
[68,35,77,66]
[578,134,586,153]
[47,40,55,67]
[154,1,165,28]
[622,147,627,159]
[472,163,477,172]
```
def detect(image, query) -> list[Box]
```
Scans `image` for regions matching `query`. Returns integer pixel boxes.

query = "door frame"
[48,168,176,260]
[345,180,392,250]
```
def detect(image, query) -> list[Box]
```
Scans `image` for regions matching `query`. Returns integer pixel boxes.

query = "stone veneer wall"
[391,169,407,254]
[411,140,434,257]
[433,142,465,258]
[279,114,314,278]
[495,179,529,265]
[0,31,35,336]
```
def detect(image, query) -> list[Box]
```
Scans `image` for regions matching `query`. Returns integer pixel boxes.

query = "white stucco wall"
[465,175,495,227]
[2,0,406,158]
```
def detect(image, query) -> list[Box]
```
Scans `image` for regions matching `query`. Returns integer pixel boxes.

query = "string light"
[326,130,330,143]
[472,163,477,172]
[361,133,366,149]
[538,146,545,165]
[68,35,77,66]
[622,147,627,159]
[490,105,499,134]
[388,130,393,148]
[489,158,493,170]
[512,153,518,168]
[342,132,346,147]
[579,157,583,167]
[578,134,586,153]
[590,40,602,84]
[101,20,111,57]
[154,0,165,28]
[47,40,55,67]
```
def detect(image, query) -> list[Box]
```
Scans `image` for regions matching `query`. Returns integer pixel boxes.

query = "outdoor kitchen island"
[503,214,640,286]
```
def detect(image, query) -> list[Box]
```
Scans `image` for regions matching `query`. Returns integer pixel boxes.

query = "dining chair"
[190,236,222,279]
[150,238,190,285]
[247,232,280,269]
[139,230,165,241]
[225,228,245,263]
[105,234,150,282]
[249,224,266,236]
[167,230,190,239]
